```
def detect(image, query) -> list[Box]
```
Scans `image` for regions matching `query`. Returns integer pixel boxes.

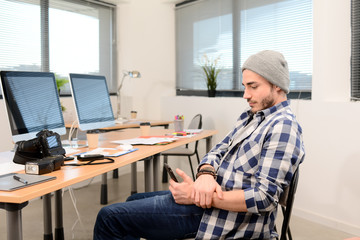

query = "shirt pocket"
[233,140,261,176]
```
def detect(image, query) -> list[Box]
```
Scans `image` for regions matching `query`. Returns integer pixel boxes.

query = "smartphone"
[164,163,178,182]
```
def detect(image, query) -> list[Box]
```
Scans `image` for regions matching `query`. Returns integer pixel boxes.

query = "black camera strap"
[63,157,115,166]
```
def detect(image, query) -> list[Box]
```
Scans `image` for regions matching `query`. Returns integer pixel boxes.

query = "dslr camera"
[13,129,66,174]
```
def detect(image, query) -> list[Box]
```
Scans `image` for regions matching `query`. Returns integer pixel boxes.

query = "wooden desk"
[66,119,173,193]
[0,128,217,240]
[65,119,173,131]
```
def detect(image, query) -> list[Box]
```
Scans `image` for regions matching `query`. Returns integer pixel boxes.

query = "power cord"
[68,120,79,148]
[62,186,86,239]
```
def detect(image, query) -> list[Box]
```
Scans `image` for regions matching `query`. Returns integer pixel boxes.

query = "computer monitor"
[69,73,115,131]
[0,71,66,143]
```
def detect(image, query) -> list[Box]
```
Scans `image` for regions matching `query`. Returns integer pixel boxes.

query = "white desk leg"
[55,189,64,240]
[144,157,153,192]
[43,193,53,240]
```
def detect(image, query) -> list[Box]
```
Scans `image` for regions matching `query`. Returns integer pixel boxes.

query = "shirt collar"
[246,100,290,120]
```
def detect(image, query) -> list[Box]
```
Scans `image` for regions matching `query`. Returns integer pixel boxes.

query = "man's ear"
[274,85,282,92]
[274,85,287,96]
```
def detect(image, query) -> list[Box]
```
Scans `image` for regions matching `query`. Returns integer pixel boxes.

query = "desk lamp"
[117,70,141,122]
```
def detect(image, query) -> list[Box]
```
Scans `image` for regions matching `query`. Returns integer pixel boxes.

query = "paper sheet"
[0,151,24,175]
[112,137,176,145]
[73,147,138,157]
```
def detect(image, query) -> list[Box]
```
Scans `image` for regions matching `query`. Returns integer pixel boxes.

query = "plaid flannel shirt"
[195,100,305,240]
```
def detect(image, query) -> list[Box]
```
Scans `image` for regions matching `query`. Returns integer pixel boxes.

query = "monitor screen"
[69,73,115,131]
[0,71,66,143]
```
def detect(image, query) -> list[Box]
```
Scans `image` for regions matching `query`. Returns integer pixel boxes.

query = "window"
[176,0,313,98]
[351,0,360,100]
[0,0,117,96]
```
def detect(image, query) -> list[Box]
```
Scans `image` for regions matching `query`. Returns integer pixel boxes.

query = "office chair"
[275,167,300,240]
[162,114,202,181]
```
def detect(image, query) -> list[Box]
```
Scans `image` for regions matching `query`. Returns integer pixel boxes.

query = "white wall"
[116,0,176,120]
[0,102,13,150]
[0,0,359,236]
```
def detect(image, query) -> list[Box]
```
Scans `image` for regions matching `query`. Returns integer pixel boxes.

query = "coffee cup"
[87,133,99,148]
[140,122,151,136]
[131,111,137,119]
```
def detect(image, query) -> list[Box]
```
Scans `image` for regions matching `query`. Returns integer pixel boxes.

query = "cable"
[60,177,95,191]
[67,120,75,147]
[67,119,78,148]
[65,186,87,239]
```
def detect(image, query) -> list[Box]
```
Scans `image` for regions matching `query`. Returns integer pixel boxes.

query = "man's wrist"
[196,166,217,180]
[199,164,215,171]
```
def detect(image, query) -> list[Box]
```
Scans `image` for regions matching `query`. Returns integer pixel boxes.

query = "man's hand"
[169,168,195,205]
[191,173,223,208]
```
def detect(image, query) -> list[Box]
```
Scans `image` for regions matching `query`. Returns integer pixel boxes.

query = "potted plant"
[201,54,221,97]
[55,75,68,111]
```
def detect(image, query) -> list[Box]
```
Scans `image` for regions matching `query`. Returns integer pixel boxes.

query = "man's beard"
[250,88,276,113]
[260,93,276,110]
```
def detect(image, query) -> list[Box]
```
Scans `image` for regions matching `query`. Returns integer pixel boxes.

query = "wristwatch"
[196,166,217,179]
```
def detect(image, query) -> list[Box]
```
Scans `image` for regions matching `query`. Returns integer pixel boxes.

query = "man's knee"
[93,207,108,239]
[126,190,170,202]
[96,206,112,226]
[126,194,138,202]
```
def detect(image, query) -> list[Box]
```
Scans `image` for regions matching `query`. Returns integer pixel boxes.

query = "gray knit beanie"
[242,50,290,94]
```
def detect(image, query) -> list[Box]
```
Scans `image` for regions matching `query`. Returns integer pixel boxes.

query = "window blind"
[0,0,41,72]
[176,0,313,95]
[0,0,117,96]
[351,0,360,100]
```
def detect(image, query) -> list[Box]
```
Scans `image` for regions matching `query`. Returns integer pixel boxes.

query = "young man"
[93,50,305,240]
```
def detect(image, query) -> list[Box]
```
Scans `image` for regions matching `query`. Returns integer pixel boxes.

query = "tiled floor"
[0,172,356,240]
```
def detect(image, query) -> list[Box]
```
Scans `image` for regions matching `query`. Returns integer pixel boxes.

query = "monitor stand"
[61,139,87,149]
[64,120,88,149]
[115,116,128,124]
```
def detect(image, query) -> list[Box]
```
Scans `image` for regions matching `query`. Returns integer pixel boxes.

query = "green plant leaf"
[201,55,221,91]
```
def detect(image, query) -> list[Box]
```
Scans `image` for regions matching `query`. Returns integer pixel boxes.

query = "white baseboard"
[293,207,360,236]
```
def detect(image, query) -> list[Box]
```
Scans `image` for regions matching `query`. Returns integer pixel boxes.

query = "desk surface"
[0,128,217,204]
[65,120,173,131]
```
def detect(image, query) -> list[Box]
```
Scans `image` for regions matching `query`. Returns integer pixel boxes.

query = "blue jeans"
[93,191,204,240]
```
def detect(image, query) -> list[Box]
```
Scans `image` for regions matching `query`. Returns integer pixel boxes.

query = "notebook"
[0,173,56,191]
